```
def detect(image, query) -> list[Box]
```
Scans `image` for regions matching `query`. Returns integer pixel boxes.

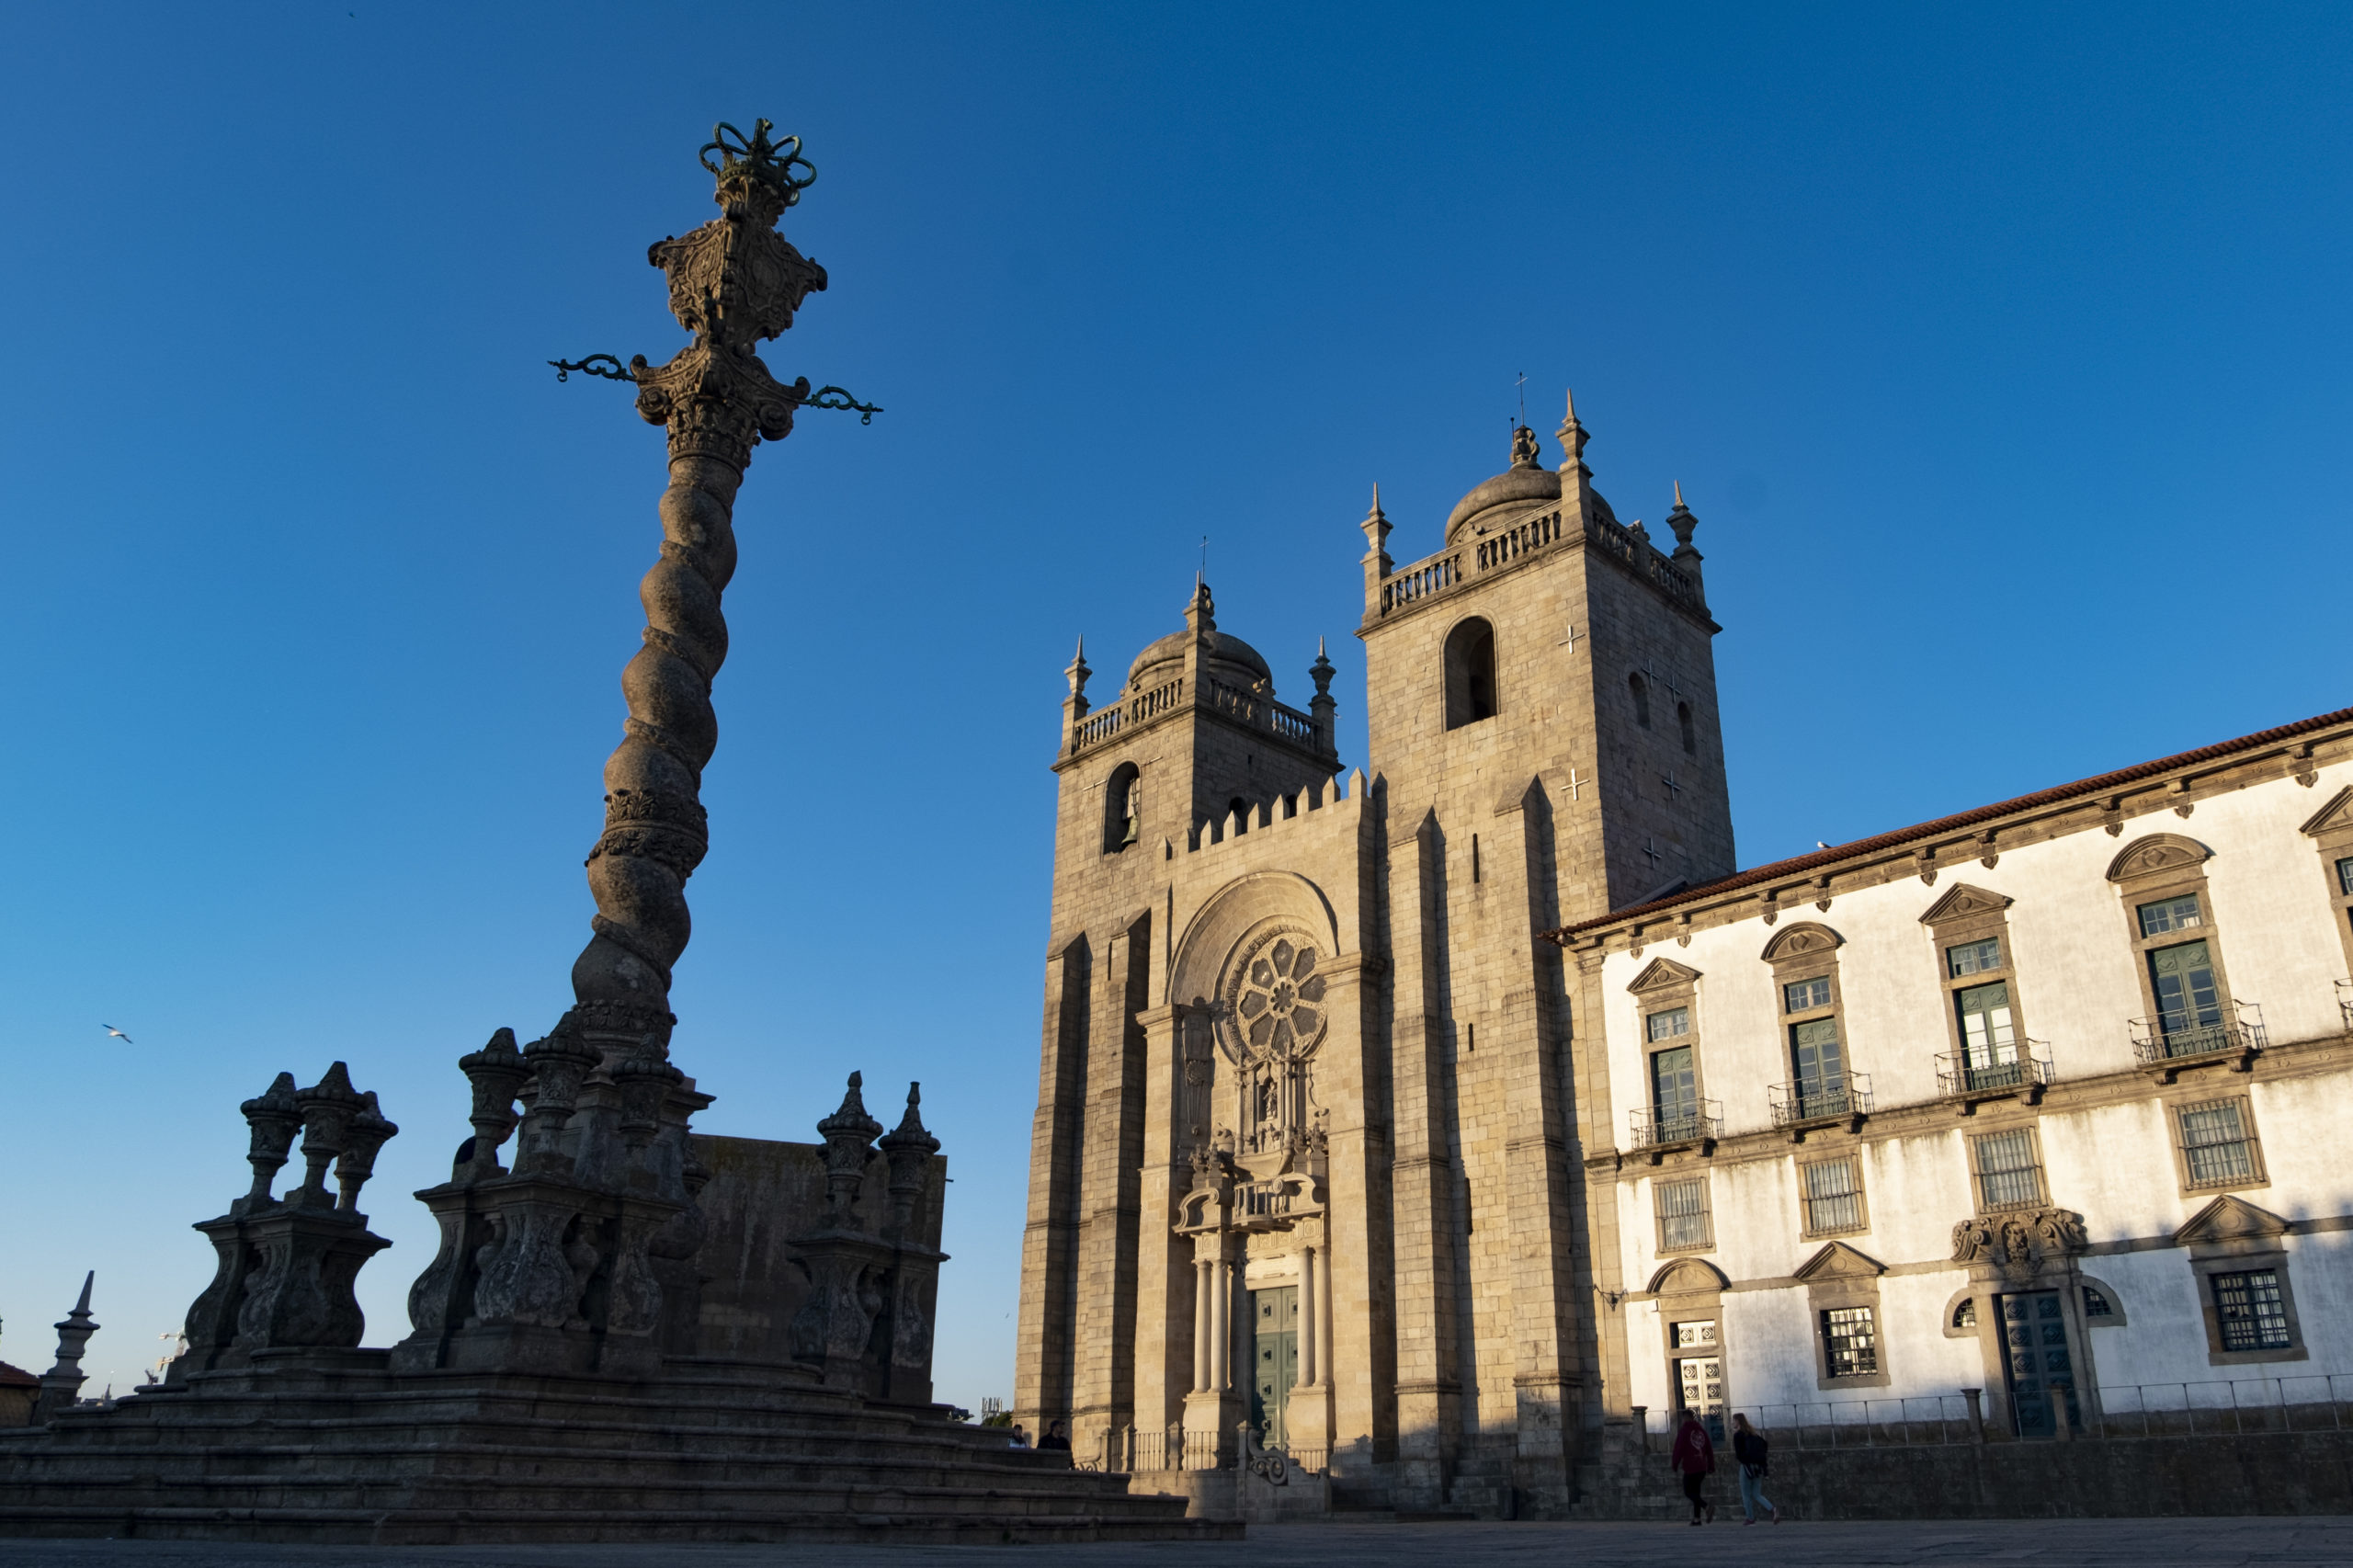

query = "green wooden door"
[1650,1046,1697,1137]
[1957,982,2018,1085]
[1998,1291,2077,1438]
[1790,1018,1845,1115]
[1250,1286,1299,1448]
[2149,939,2223,1053]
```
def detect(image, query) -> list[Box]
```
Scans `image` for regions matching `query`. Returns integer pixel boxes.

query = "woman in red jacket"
[1669,1409,1715,1525]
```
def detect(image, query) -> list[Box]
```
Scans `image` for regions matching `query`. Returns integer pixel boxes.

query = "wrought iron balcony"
[2130,1002,2267,1075]
[1629,1102,1722,1158]
[1936,1041,2054,1105]
[1769,1074,1872,1131]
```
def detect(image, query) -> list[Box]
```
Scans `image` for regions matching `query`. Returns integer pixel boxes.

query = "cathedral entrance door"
[1250,1286,1299,1449]
[1997,1290,2077,1437]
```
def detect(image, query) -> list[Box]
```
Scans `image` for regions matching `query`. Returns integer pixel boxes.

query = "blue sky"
[1,5,2347,1406]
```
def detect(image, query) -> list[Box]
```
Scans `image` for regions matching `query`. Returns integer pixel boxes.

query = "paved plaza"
[3,1517,2351,1568]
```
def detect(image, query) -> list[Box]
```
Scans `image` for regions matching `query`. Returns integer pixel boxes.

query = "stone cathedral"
[1016,395,1726,1513]
[1020,383,2353,1525]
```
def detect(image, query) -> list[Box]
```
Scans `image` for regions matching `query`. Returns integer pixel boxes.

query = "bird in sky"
[101,1025,133,1044]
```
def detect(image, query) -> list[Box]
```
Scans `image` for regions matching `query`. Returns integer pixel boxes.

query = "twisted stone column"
[566,121,830,1066]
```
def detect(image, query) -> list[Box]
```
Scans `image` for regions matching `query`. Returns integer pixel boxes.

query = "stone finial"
[1309,638,1336,699]
[1665,482,1705,596]
[1064,637,1090,701]
[1555,388,1590,466]
[291,1062,365,1211]
[518,1028,602,1175]
[457,1028,531,1181]
[1185,576,1217,634]
[33,1273,97,1422]
[879,1082,943,1237]
[1510,423,1541,470]
[334,1091,399,1214]
[1359,485,1392,561]
[817,1072,884,1224]
[237,1072,302,1210]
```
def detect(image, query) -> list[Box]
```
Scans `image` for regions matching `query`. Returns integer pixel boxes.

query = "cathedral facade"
[1013,392,2353,1516]
[1015,398,1725,1512]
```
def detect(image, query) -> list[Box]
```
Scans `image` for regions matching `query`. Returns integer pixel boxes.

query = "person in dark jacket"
[1669,1408,1715,1525]
[1039,1419,1072,1452]
[1731,1413,1780,1524]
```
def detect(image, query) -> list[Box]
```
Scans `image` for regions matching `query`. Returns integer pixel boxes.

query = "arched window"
[1678,701,1697,756]
[1442,617,1497,730]
[1630,672,1652,729]
[1103,763,1142,853]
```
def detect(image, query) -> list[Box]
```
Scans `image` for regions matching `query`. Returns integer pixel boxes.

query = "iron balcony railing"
[1630,1101,1722,1152]
[1936,1040,2055,1099]
[1768,1074,1873,1129]
[2129,1001,2267,1068]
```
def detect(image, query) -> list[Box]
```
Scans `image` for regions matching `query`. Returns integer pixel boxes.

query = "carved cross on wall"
[1564,767,1586,801]
[1642,836,1665,869]
[1558,621,1581,650]
[1661,771,1682,799]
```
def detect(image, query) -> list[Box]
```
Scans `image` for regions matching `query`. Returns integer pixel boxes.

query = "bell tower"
[1359,392,1734,919]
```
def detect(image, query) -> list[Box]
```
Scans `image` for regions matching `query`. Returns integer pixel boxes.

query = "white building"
[1550,711,2353,1441]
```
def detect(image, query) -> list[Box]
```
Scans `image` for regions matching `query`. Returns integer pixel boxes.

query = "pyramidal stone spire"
[33,1273,97,1422]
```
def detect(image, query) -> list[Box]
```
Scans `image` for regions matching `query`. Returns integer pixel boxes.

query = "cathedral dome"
[1125,582,1274,693]
[1444,424,1562,543]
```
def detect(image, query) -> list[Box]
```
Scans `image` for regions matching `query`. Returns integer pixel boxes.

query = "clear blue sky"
[1,5,2347,1406]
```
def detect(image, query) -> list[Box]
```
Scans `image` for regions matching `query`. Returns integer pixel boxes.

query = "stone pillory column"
[393,120,877,1380]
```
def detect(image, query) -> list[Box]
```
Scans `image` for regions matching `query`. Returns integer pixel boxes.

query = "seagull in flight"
[102,1025,133,1044]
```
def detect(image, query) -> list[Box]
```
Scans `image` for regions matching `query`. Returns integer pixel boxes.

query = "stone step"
[0,1503,1237,1546]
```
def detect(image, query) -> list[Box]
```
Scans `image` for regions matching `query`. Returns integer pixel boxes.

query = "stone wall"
[1579,1426,2353,1518]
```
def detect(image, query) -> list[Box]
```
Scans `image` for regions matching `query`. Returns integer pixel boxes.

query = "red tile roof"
[0,1361,38,1389]
[1540,704,2353,945]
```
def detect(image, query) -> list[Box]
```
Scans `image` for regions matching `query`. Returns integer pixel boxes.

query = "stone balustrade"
[1374,500,1706,621]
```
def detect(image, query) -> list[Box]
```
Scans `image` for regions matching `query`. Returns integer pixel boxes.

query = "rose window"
[1235,938,1325,1053]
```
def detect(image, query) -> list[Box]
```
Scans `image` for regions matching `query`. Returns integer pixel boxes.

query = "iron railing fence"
[1630,1101,1722,1152]
[2129,1001,2267,1068]
[1768,1074,1873,1128]
[1935,1040,2054,1098]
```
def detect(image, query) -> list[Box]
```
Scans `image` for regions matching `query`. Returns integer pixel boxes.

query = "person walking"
[1669,1408,1715,1525]
[1731,1413,1781,1524]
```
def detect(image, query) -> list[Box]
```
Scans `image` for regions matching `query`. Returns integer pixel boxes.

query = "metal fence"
[1632,1379,2353,1450]
[2097,1375,2353,1437]
[1643,1394,1980,1449]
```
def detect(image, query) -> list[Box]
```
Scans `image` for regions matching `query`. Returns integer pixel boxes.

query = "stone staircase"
[0,1362,1230,1544]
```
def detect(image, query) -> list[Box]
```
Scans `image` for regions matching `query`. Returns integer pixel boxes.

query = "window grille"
[2082,1286,2114,1319]
[1802,1156,1864,1235]
[2211,1268,2292,1352]
[1783,976,1832,1013]
[2178,1099,2258,1188]
[1972,1128,2044,1211]
[2137,894,2204,937]
[1821,1304,1878,1377]
[1646,1007,1690,1042]
[1947,937,2003,976]
[1656,1176,1712,1252]
[1951,1298,1977,1329]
